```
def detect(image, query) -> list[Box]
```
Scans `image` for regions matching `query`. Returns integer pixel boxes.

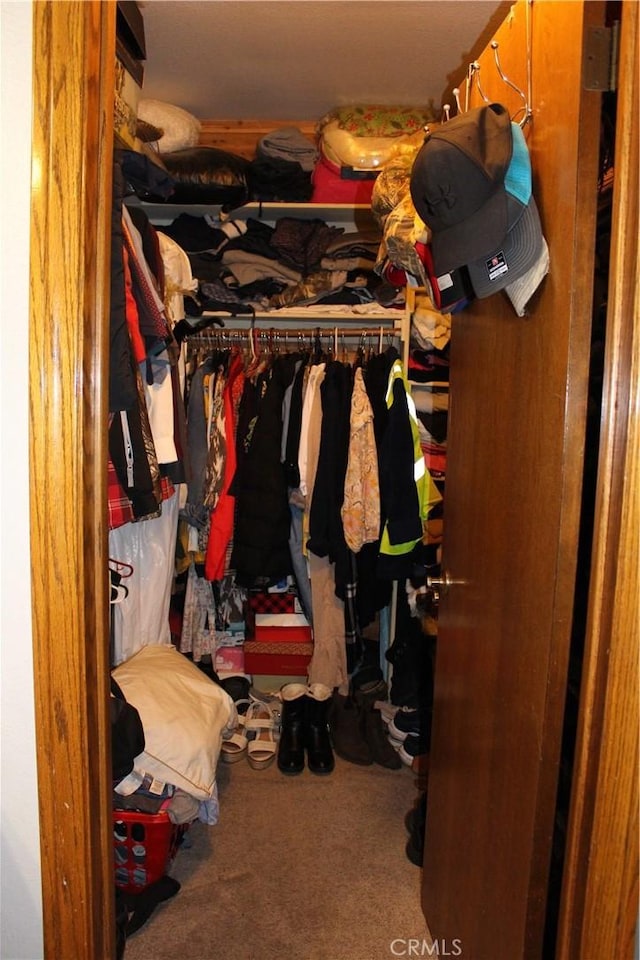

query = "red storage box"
[254,624,313,642]
[243,639,313,676]
[245,610,312,643]
[310,154,376,205]
[113,809,185,893]
[247,591,297,614]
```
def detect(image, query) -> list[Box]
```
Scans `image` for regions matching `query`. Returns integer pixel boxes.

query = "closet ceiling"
[139,0,508,122]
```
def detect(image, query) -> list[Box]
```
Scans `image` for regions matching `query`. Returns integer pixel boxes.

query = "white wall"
[0,2,45,958]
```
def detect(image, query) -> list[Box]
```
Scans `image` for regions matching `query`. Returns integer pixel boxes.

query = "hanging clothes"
[179,560,218,662]
[341,366,380,554]
[202,359,228,512]
[205,351,245,581]
[109,156,137,413]
[377,358,442,579]
[283,356,313,622]
[181,355,218,535]
[109,489,180,665]
[231,353,298,585]
[174,328,442,690]
[307,360,354,595]
[109,194,191,530]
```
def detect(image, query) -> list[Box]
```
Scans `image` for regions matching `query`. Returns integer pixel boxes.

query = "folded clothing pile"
[248,126,318,202]
[160,212,389,312]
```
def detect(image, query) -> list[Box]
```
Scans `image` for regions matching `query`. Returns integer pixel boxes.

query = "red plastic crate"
[113,809,185,893]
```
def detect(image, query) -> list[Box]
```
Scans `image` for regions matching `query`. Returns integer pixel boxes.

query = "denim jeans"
[288,500,313,624]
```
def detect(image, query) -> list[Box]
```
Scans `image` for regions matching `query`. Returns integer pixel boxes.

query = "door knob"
[426,571,454,597]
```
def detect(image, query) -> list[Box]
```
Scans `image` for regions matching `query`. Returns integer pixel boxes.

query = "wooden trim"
[199,118,316,158]
[27,3,638,958]
[29,2,115,957]
[524,3,604,950]
[557,3,640,958]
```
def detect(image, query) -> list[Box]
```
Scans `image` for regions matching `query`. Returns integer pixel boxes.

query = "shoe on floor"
[244,700,278,770]
[220,727,248,764]
[329,690,373,766]
[306,683,335,775]
[220,699,252,764]
[405,792,427,867]
[219,674,251,708]
[406,833,424,867]
[277,683,308,775]
[397,733,430,767]
[388,707,425,742]
[404,791,427,834]
[352,669,402,770]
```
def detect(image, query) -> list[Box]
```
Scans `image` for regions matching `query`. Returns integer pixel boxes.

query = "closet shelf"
[196,305,404,329]
[125,199,378,227]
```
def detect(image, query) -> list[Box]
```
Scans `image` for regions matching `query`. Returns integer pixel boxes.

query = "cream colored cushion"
[112,644,235,800]
[321,121,427,172]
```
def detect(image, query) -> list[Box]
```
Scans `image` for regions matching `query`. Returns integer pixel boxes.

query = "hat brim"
[416,242,474,312]
[467,196,544,299]
[505,236,550,316]
[430,186,509,276]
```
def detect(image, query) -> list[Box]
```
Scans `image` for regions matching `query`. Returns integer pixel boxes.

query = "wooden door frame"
[28,2,637,958]
[29,2,116,957]
[556,3,639,957]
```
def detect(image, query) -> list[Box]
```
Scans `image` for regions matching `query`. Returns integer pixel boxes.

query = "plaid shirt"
[107,457,174,530]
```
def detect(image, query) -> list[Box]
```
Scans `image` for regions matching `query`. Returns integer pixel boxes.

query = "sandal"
[220,728,248,764]
[244,701,278,770]
[220,698,252,764]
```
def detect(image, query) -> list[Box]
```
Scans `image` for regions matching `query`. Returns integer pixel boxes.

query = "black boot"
[353,666,402,770]
[305,683,335,775]
[277,683,307,775]
[329,690,373,765]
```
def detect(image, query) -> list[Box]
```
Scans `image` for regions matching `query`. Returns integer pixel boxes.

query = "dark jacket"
[307,360,353,597]
[109,158,137,412]
[231,354,298,584]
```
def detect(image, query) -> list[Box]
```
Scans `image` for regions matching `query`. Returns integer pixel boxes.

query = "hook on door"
[469,61,490,104]
[491,41,532,127]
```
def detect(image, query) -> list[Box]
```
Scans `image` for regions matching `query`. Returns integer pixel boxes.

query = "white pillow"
[137,98,201,154]
[112,644,235,800]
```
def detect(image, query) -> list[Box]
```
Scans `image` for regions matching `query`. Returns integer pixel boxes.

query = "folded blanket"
[257,126,318,172]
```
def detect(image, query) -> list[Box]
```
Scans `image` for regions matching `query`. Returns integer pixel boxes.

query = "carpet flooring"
[122,752,434,960]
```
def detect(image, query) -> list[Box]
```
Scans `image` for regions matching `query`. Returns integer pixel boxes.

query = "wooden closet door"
[420,2,609,957]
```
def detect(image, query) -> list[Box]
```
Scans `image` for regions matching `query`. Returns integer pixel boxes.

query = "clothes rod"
[184,326,399,340]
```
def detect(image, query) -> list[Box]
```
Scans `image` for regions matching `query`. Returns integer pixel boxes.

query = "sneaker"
[388,708,424,742]
[397,734,429,767]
